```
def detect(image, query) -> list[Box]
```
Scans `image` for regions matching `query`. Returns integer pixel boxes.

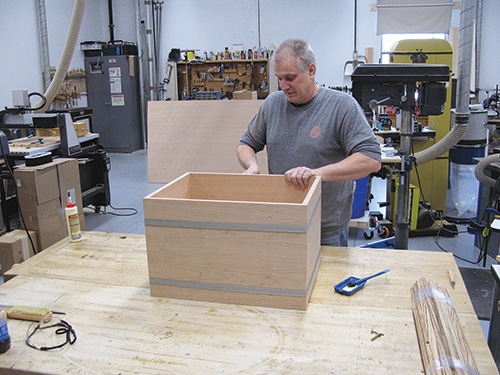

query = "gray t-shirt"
[239,87,381,238]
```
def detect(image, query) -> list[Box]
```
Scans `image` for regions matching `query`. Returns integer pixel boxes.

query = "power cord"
[412,147,463,233]
[26,318,76,351]
[454,178,500,266]
[411,143,485,265]
[435,223,487,266]
[1,92,47,114]
[89,203,138,217]
[102,203,138,217]
[25,92,47,111]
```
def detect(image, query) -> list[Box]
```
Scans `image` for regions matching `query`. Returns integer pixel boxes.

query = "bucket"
[351,175,369,219]
[446,144,486,221]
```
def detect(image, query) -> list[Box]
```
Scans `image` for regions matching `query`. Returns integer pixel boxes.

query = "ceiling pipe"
[135,0,147,148]
[108,0,115,42]
[36,0,51,91]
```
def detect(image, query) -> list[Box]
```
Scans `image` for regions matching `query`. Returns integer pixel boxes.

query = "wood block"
[144,172,321,309]
[35,121,88,138]
[147,100,268,183]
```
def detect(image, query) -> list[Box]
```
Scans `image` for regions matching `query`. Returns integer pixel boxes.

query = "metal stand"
[488,264,500,370]
[351,64,450,250]
[394,108,413,249]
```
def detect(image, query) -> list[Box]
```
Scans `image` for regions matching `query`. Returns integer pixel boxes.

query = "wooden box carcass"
[143,172,321,310]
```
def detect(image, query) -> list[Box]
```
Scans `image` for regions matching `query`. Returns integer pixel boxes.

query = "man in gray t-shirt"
[237,39,381,247]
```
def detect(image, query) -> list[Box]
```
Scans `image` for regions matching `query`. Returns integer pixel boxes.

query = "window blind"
[377,0,453,34]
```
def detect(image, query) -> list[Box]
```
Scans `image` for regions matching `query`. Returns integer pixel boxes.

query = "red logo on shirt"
[310,126,321,139]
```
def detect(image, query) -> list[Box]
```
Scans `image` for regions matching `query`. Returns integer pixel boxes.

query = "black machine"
[351,64,450,249]
[351,64,449,115]
[0,102,111,227]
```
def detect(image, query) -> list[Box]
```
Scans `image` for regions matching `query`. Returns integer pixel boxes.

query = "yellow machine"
[390,39,453,215]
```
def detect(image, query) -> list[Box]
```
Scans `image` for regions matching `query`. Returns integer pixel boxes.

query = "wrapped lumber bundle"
[410,278,480,375]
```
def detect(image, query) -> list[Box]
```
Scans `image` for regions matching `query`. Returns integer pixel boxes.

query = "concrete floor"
[82,149,162,233]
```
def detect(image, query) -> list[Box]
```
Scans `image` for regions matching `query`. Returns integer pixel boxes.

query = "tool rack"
[176,59,275,100]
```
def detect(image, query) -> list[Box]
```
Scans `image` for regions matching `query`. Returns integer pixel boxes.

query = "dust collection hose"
[414,0,475,166]
[475,154,499,188]
[35,0,87,112]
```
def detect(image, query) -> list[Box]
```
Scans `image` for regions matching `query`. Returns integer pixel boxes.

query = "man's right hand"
[237,145,260,174]
[243,163,260,174]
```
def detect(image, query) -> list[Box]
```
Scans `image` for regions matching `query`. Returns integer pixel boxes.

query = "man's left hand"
[284,167,321,190]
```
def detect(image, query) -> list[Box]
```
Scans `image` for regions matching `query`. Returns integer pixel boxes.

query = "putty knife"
[334,269,390,296]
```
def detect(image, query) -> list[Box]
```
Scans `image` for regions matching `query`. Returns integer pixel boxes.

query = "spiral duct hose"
[414,0,475,166]
[35,0,87,112]
[414,124,468,165]
[475,153,500,188]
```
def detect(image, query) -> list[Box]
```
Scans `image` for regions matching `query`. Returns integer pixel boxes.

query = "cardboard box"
[233,90,257,100]
[0,229,37,281]
[144,172,322,310]
[20,199,66,250]
[14,158,85,250]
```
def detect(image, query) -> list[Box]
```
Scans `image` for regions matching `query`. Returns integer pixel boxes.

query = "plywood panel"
[145,226,308,288]
[150,172,309,203]
[147,100,267,183]
[186,173,307,203]
[143,173,320,227]
[143,196,309,226]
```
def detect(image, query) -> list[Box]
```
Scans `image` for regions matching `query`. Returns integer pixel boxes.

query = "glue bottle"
[0,309,10,354]
[65,196,82,242]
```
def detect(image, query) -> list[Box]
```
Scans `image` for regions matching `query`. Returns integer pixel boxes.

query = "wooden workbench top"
[1,232,497,374]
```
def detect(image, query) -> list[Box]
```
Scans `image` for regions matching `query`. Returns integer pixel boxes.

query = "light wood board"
[147,100,268,183]
[1,232,498,374]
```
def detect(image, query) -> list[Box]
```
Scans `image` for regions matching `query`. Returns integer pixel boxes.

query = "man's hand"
[243,163,260,174]
[237,145,261,174]
[285,167,321,190]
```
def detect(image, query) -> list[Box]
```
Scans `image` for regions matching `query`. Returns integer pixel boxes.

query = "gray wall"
[0,0,499,107]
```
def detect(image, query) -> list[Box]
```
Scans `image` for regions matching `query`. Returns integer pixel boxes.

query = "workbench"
[0,232,497,374]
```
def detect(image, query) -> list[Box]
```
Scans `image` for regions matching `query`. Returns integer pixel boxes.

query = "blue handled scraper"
[334,269,390,296]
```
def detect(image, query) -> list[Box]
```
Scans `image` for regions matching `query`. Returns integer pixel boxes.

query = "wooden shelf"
[177,58,270,64]
[175,59,275,100]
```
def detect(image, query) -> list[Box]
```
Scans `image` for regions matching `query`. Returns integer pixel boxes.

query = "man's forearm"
[237,144,260,174]
[314,153,381,182]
